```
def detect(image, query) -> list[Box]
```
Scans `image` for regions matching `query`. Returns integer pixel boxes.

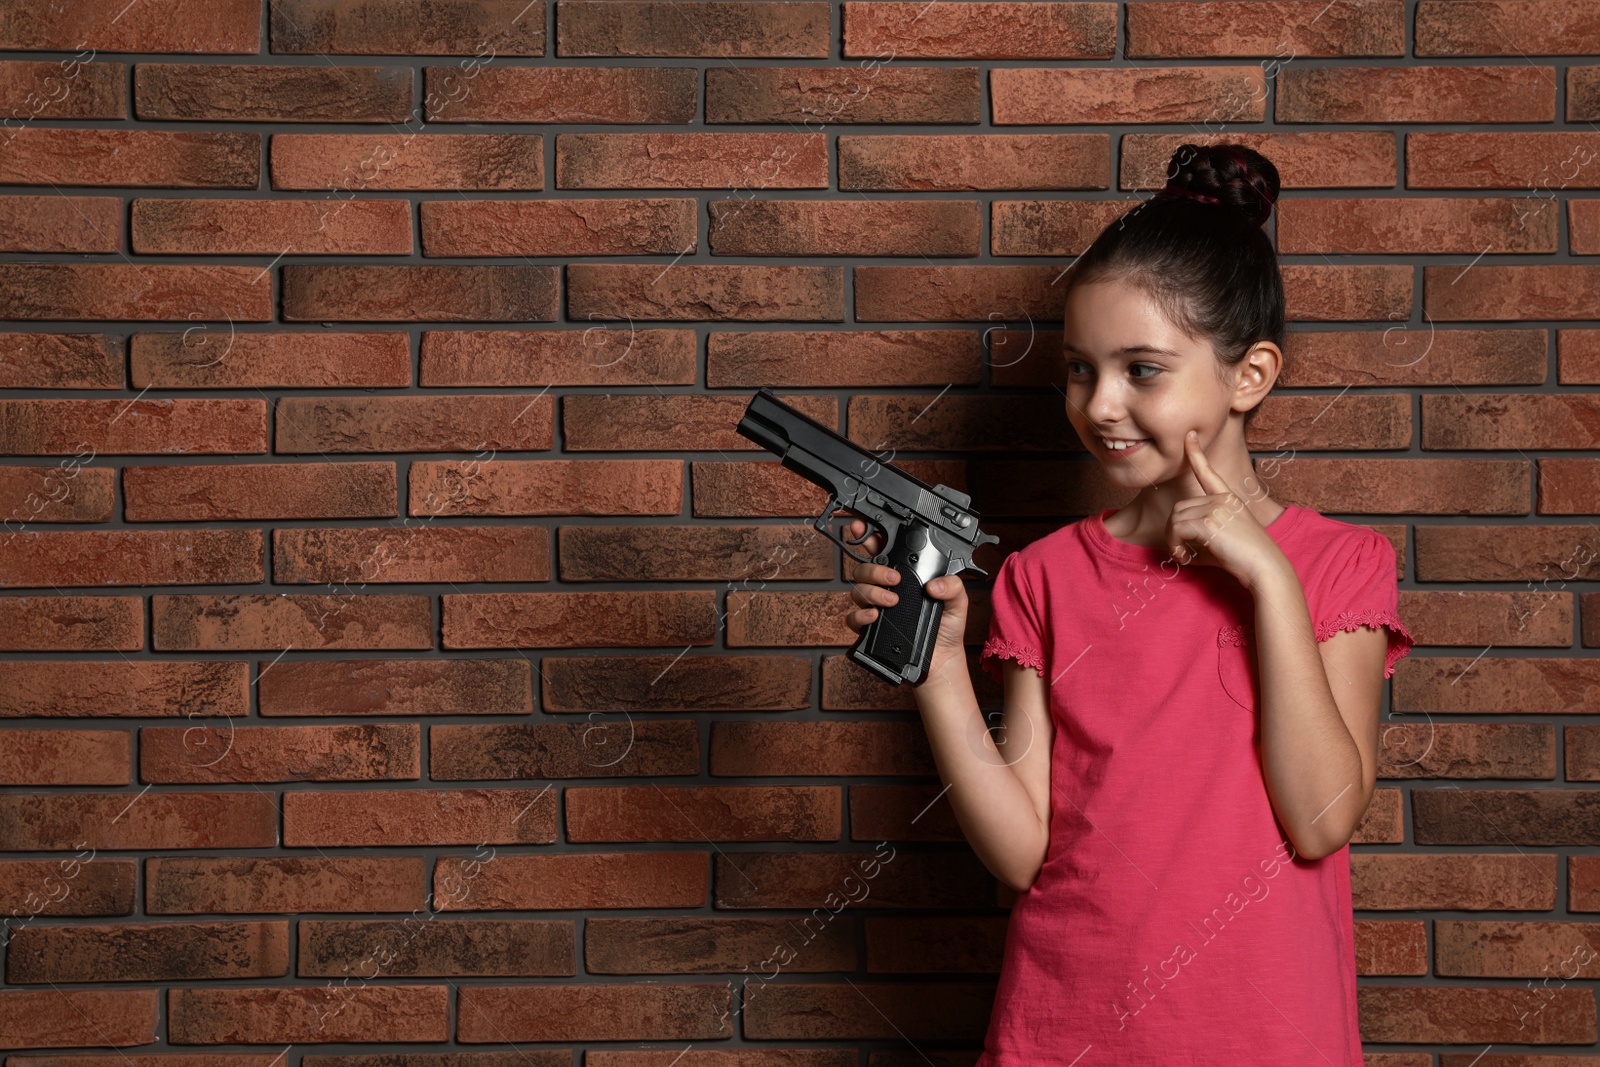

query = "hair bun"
[1160,142,1281,227]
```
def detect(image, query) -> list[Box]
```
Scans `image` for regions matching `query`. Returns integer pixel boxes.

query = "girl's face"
[1060,277,1243,490]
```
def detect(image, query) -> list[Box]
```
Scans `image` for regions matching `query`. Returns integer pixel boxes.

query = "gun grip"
[849,522,945,687]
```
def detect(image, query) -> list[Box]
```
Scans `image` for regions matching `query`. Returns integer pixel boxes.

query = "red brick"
[0,988,158,1049]
[843,2,1117,60]
[442,590,717,648]
[1408,132,1600,188]
[0,264,272,321]
[557,523,829,582]
[1539,458,1600,514]
[854,265,1066,321]
[1352,853,1558,910]
[1278,64,1554,123]
[408,458,684,516]
[562,391,837,451]
[1427,264,1600,319]
[1375,721,1556,779]
[430,720,699,779]
[282,265,559,323]
[458,982,729,1041]
[567,264,843,321]
[840,133,1108,190]
[1413,525,1600,581]
[557,1,829,57]
[147,855,427,914]
[0,460,116,526]
[1126,0,1405,58]
[256,657,534,717]
[540,655,812,713]
[1423,394,1600,449]
[851,784,965,841]
[0,398,268,455]
[0,195,121,253]
[566,785,840,841]
[135,63,413,122]
[0,333,125,389]
[1279,197,1556,255]
[1260,458,1529,515]
[1280,328,1546,388]
[132,198,413,255]
[1435,918,1600,977]
[0,791,277,850]
[0,59,126,118]
[743,980,995,1040]
[425,65,696,123]
[993,66,1264,125]
[0,128,258,186]
[709,199,980,256]
[1559,328,1600,384]
[586,915,855,974]
[152,593,434,651]
[274,523,550,584]
[1417,0,1600,56]
[1358,985,1595,1044]
[7,920,288,983]
[129,331,412,390]
[283,787,557,847]
[0,0,259,52]
[556,132,828,188]
[711,721,934,776]
[1416,788,1600,845]
[1395,657,1600,716]
[168,984,450,1043]
[0,857,137,917]
[714,849,988,909]
[1355,919,1429,976]
[0,728,129,785]
[433,851,706,910]
[707,65,981,124]
[0,528,263,587]
[0,595,143,651]
[271,133,543,191]
[706,329,983,387]
[272,0,545,55]
[0,660,249,718]
[140,723,421,783]
[421,198,696,256]
[419,328,697,386]
[299,917,575,977]
[124,461,397,522]
[274,393,553,453]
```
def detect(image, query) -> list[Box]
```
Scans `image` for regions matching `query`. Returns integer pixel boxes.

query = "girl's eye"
[1065,360,1163,381]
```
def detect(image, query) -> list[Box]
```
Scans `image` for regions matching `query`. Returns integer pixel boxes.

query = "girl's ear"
[1231,342,1281,413]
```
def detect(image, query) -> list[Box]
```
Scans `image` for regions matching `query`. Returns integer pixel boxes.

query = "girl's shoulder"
[1277,504,1396,567]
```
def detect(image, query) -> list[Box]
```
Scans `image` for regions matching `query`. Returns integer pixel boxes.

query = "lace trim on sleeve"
[1314,608,1415,679]
[979,636,1046,682]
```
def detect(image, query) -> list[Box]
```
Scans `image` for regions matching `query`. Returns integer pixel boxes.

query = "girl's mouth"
[1098,436,1147,458]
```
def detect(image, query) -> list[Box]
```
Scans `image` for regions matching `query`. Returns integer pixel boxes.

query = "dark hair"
[1064,142,1285,426]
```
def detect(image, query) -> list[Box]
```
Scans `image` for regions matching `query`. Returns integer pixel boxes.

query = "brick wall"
[0,0,1597,1063]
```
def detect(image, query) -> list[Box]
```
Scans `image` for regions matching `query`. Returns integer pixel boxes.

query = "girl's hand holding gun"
[842,517,970,679]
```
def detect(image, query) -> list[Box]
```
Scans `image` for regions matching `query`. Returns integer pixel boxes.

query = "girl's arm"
[915,651,1055,893]
[1250,561,1387,861]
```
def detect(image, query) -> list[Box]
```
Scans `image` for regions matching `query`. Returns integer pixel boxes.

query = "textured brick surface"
[0,2,1595,1061]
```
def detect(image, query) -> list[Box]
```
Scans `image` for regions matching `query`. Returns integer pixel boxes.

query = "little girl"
[844,142,1413,1065]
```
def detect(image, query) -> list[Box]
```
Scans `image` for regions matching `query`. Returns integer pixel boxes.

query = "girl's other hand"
[1167,429,1285,588]
[843,518,971,661]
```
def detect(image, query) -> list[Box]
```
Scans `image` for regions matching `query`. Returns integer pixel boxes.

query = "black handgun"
[735,388,999,687]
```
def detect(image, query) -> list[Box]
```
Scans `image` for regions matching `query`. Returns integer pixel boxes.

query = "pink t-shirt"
[975,503,1414,1067]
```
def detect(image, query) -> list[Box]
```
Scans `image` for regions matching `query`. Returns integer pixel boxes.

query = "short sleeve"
[978,550,1048,683]
[1313,531,1415,679]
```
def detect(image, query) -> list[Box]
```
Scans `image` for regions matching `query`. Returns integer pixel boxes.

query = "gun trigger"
[812,493,876,566]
